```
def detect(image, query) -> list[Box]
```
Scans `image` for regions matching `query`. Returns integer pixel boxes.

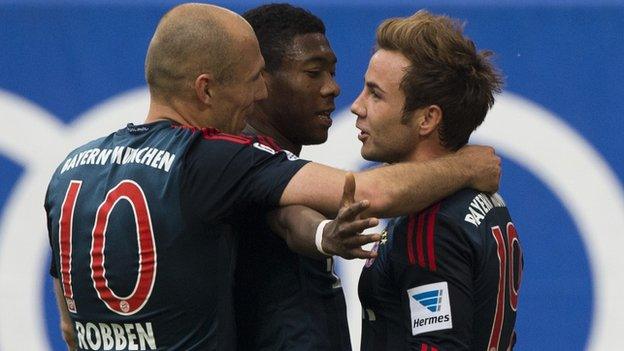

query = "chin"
[316,133,329,144]
[360,148,374,162]
[304,133,329,145]
[361,148,387,163]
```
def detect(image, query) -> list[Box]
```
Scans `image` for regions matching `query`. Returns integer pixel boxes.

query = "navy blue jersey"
[45,120,309,351]
[234,135,351,351]
[359,189,523,351]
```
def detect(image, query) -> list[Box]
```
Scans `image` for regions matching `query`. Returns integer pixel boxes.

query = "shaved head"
[145,3,256,101]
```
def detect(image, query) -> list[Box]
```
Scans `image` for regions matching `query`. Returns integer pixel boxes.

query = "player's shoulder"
[51,133,113,176]
[45,131,112,202]
[189,127,267,154]
[190,128,297,162]
[387,191,512,270]
[241,129,284,151]
[68,128,121,157]
[437,189,508,226]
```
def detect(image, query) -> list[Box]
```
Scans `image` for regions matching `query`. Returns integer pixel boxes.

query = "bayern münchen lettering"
[60,147,175,174]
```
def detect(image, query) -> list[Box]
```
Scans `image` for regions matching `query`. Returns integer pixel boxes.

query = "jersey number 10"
[58,180,157,316]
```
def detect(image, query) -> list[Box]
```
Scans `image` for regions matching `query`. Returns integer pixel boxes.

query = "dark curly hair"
[243,3,326,72]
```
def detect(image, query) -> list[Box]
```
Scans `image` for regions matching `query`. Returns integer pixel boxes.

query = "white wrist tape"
[315,219,332,256]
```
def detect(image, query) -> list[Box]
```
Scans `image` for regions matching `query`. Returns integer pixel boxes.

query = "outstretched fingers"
[346,232,382,247]
[342,233,381,259]
[338,217,379,235]
[337,199,370,223]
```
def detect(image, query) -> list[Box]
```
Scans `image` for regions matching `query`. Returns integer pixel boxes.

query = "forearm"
[53,278,77,350]
[356,153,472,217]
[282,154,472,218]
[268,206,328,259]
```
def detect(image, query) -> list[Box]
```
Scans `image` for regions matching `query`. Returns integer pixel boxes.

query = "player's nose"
[351,90,366,118]
[321,75,340,98]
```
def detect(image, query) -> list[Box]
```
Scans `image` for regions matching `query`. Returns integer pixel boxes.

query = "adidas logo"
[412,289,443,312]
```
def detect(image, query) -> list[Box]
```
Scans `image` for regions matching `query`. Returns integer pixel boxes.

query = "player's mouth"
[316,109,334,128]
[356,125,369,142]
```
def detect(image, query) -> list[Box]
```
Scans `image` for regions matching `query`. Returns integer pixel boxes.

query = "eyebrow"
[303,55,338,65]
[366,81,385,94]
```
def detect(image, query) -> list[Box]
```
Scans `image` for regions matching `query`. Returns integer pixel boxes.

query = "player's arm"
[268,173,381,260]
[53,278,77,351]
[280,145,500,218]
[397,210,474,350]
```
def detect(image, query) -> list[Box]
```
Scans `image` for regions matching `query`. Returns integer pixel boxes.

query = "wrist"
[315,219,332,256]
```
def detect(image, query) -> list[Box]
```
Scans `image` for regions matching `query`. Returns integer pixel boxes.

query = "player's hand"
[322,173,381,259]
[456,145,501,193]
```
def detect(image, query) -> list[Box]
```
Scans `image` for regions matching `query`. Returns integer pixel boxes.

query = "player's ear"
[418,105,442,137]
[194,73,214,106]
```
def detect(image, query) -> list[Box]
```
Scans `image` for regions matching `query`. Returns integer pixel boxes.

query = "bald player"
[45,4,501,350]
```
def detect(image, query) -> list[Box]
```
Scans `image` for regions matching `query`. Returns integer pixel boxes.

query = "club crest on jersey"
[407,281,453,335]
[120,300,130,313]
[66,298,76,313]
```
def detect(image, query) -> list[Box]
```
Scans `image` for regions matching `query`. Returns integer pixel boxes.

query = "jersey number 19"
[489,222,522,350]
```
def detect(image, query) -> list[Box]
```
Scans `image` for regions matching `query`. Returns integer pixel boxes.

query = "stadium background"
[0,0,622,350]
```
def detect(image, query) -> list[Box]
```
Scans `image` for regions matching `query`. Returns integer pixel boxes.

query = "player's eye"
[305,70,321,78]
[369,89,381,100]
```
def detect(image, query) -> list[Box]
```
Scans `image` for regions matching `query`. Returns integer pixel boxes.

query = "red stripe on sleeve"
[416,211,426,268]
[420,344,429,351]
[406,214,416,265]
[431,346,438,351]
[426,203,441,271]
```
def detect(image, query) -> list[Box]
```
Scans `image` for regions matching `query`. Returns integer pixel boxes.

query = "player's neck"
[246,111,302,156]
[145,98,202,128]
[402,142,450,163]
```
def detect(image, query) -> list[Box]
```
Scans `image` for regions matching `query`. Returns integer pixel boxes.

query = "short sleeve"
[394,207,475,350]
[181,135,310,223]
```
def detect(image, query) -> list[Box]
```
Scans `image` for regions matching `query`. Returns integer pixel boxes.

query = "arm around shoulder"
[280,145,500,218]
